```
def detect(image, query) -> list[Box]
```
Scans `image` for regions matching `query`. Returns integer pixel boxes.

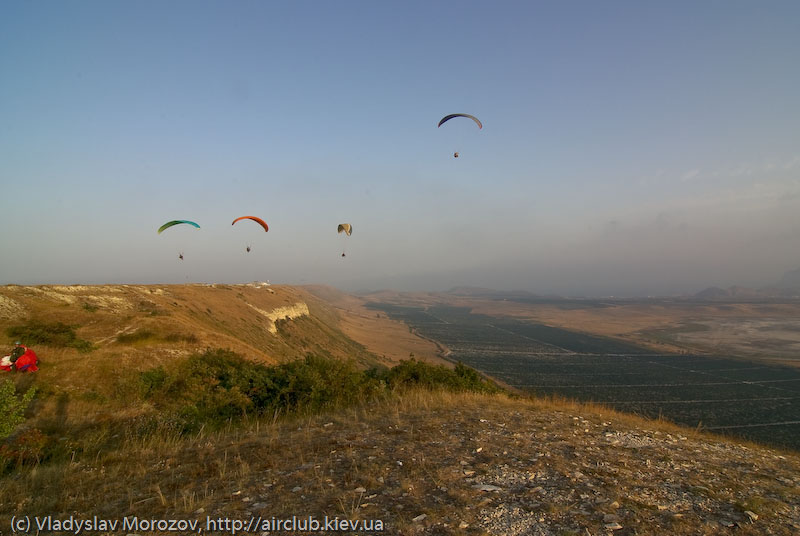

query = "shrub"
[6,321,94,352]
[0,381,36,440]
[0,428,48,469]
[138,349,499,434]
[379,359,500,394]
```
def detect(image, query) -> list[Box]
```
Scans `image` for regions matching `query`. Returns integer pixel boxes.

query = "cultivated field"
[369,303,800,451]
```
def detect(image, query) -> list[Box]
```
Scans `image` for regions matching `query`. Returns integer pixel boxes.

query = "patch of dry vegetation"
[2,391,798,535]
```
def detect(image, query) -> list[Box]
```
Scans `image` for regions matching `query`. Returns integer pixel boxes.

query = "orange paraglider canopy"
[232,216,269,232]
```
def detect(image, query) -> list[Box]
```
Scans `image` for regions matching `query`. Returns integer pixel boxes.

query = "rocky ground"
[28,392,794,536]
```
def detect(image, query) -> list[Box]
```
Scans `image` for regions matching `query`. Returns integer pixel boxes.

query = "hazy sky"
[2,1,799,296]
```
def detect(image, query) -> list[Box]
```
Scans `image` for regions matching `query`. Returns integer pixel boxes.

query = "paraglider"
[232,216,269,232]
[338,223,352,257]
[232,216,268,252]
[157,220,201,234]
[158,220,199,261]
[438,114,482,158]
[437,114,482,129]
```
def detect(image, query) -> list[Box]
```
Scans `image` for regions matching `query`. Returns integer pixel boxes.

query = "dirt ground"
[304,285,447,367]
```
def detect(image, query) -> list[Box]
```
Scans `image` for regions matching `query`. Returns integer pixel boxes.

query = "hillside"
[0,283,442,369]
[1,284,800,534]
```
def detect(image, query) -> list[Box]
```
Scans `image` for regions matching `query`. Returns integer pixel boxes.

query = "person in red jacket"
[13,343,38,372]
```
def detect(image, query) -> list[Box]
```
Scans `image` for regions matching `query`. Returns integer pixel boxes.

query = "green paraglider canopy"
[157,220,201,234]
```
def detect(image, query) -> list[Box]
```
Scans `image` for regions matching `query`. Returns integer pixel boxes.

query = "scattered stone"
[412,514,427,523]
[605,522,623,530]
[291,486,302,492]
[744,510,758,522]
[473,484,503,492]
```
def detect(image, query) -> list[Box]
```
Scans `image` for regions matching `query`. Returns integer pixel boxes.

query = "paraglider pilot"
[10,341,25,364]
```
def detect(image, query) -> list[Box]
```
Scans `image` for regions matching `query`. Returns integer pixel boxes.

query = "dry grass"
[2,390,799,535]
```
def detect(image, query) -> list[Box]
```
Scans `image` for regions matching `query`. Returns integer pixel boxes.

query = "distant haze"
[1,2,798,297]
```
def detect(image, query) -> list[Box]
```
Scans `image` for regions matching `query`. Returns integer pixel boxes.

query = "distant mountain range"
[446,269,800,302]
[694,267,800,300]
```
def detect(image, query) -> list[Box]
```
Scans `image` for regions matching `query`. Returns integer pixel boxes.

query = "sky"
[1,1,799,296]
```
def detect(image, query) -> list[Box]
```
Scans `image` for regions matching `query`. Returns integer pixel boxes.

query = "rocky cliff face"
[246,302,310,334]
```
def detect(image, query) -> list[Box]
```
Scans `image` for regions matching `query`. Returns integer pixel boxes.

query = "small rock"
[744,510,758,522]
[412,514,427,523]
[605,522,623,530]
[459,521,469,529]
[194,508,204,514]
[473,484,503,492]
[475,447,483,453]
[354,487,366,493]
[609,501,620,509]
[396,460,403,466]
[291,486,302,492]
[323,422,333,427]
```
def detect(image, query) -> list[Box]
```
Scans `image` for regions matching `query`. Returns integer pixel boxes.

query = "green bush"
[378,359,500,394]
[6,321,94,353]
[0,381,36,440]
[138,349,499,434]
